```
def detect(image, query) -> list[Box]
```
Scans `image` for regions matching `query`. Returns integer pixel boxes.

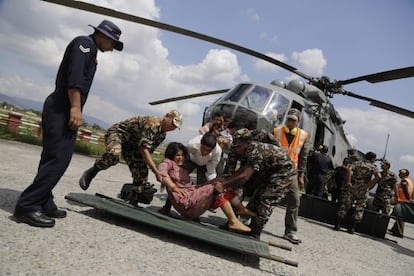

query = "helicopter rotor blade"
[337,66,414,86]
[149,89,229,105]
[42,0,313,81]
[43,0,414,119]
[341,90,414,119]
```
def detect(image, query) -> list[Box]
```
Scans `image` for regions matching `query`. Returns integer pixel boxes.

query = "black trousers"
[182,158,207,185]
[15,96,77,213]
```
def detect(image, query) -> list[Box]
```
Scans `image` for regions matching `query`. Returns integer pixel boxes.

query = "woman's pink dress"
[158,158,215,219]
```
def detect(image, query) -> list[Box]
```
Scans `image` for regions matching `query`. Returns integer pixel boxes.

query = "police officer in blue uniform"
[13,20,124,228]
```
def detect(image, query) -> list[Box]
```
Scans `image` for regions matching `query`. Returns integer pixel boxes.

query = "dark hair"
[342,157,351,166]
[201,133,217,148]
[318,145,328,153]
[213,111,225,118]
[365,151,376,161]
[165,142,188,160]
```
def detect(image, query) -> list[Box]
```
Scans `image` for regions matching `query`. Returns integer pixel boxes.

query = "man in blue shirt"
[13,20,123,228]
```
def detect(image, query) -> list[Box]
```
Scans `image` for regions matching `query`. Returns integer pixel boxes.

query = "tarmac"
[1,139,413,275]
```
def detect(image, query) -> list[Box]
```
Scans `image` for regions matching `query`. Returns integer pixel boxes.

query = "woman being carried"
[158,142,255,233]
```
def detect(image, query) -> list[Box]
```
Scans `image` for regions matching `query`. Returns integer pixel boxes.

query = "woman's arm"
[161,175,188,196]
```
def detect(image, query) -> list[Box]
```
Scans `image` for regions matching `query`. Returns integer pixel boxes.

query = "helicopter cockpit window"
[240,86,272,111]
[264,93,289,126]
[222,84,250,102]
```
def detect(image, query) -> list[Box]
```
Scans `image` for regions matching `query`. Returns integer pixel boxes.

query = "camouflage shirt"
[223,129,279,175]
[350,160,380,195]
[241,141,295,179]
[109,115,166,153]
[375,170,397,199]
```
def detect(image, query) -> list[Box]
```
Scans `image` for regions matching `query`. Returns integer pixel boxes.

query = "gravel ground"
[1,139,413,276]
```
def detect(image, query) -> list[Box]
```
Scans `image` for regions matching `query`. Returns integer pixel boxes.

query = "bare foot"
[237,207,257,217]
[228,221,251,233]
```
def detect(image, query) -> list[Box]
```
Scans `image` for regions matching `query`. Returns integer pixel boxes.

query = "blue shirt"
[51,35,97,110]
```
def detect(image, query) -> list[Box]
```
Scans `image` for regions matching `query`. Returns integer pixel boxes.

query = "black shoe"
[334,224,341,231]
[248,222,262,240]
[249,230,262,240]
[388,229,403,238]
[157,206,171,215]
[14,210,55,228]
[43,208,67,218]
[79,166,99,190]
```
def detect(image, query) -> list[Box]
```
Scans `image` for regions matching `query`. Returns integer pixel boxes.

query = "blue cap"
[89,20,123,51]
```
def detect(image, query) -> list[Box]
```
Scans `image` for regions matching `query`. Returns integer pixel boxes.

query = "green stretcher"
[391,202,414,223]
[65,192,298,267]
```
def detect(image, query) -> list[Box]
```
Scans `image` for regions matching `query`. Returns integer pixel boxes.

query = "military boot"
[124,183,157,206]
[348,221,357,234]
[249,219,263,240]
[79,165,100,190]
[334,217,342,231]
[158,199,172,215]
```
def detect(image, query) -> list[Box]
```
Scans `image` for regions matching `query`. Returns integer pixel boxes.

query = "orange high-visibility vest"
[396,178,413,203]
[274,127,308,168]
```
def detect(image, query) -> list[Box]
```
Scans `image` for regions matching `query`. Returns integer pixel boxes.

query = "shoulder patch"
[79,44,90,53]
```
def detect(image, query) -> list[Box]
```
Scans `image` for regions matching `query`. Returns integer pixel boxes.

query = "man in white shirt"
[158,132,222,215]
[185,133,222,184]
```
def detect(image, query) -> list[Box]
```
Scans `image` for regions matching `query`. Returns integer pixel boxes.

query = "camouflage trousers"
[337,189,367,222]
[247,174,295,229]
[372,197,392,215]
[94,131,149,186]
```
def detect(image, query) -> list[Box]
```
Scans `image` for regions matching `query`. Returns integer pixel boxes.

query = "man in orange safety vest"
[273,108,310,244]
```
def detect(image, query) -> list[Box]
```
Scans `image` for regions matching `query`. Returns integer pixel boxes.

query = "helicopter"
[42,0,414,167]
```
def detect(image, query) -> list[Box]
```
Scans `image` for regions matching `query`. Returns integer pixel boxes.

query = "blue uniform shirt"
[51,35,98,110]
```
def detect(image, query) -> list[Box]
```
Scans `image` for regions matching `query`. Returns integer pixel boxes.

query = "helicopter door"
[296,107,317,149]
[314,121,327,151]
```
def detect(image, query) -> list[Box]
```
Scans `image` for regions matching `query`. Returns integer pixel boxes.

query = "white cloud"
[400,155,414,167]
[254,52,287,72]
[291,48,327,76]
[2,0,412,175]
[0,75,52,102]
[170,49,243,89]
[337,106,414,172]
[0,0,245,145]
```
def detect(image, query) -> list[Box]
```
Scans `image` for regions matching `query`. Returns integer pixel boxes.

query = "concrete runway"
[1,139,413,275]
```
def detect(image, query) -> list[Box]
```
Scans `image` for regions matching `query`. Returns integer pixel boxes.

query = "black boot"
[248,219,263,240]
[334,217,342,231]
[158,199,172,215]
[79,165,100,190]
[348,221,357,234]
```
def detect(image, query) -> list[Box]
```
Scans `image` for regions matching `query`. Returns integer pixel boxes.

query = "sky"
[1,0,414,173]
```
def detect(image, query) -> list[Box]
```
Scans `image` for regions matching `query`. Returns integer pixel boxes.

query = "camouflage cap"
[381,159,391,166]
[286,108,301,121]
[168,110,183,128]
[232,128,252,145]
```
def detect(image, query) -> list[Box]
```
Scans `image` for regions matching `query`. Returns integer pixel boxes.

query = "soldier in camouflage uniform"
[372,160,397,214]
[223,128,280,200]
[223,128,279,177]
[79,110,182,204]
[215,128,296,239]
[334,152,381,234]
